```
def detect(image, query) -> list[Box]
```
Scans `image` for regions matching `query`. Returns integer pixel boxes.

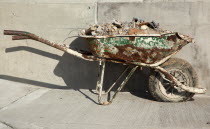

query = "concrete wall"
[0,0,210,95]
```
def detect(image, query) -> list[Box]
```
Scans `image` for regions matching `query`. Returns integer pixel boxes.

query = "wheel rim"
[158,69,190,99]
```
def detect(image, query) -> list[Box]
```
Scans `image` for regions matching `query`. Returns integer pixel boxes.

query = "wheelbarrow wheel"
[148,58,198,102]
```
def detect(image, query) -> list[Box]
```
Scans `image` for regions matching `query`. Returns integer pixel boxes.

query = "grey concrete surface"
[0,79,38,109]
[1,1,210,128]
[0,79,210,129]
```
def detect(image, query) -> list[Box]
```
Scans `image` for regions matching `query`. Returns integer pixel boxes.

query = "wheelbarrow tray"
[83,33,192,64]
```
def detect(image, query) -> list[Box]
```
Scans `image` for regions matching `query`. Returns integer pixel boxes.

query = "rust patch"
[128,28,140,35]
[167,35,177,42]
[129,36,135,41]
[12,35,30,40]
[103,44,174,64]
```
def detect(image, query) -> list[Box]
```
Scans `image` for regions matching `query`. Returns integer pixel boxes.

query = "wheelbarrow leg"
[94,65,131,95]
[96,61,106,102]
[99,66,138,105]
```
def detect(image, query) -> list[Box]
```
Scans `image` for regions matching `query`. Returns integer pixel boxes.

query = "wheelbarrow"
[4,30,206,105]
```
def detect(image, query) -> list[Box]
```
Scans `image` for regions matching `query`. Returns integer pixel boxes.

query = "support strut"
[97,65,138,105]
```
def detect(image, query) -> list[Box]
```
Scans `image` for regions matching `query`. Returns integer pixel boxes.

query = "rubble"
[80,18,160,36]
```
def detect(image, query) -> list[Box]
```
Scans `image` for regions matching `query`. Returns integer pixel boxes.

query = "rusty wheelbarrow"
[4,30,206,105]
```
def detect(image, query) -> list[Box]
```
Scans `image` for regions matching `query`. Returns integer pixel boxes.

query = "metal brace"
[95,61,138,105]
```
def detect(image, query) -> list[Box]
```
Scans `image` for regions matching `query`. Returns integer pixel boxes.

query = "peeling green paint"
[99,35,174,49]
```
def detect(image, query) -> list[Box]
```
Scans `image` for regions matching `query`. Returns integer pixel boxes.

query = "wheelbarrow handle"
[4,30,30,36]
[12,35,31,40]
[4,29,100,61]
[4,30,33,40]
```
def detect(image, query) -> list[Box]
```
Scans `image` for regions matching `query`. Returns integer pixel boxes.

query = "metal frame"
[94,62,206,105]
[96,62,138,105]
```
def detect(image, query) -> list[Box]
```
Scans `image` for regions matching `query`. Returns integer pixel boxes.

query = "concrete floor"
[0,79,210,129]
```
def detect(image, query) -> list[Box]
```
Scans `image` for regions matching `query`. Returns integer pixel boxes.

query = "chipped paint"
[99,35,174,49]
[88,33,189,64]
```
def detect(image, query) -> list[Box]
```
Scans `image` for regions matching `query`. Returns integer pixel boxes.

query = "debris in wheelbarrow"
[4,18,206,105]
[80,18,161,36]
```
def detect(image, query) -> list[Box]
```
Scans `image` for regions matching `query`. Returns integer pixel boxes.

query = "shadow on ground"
[3,37,154,101]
